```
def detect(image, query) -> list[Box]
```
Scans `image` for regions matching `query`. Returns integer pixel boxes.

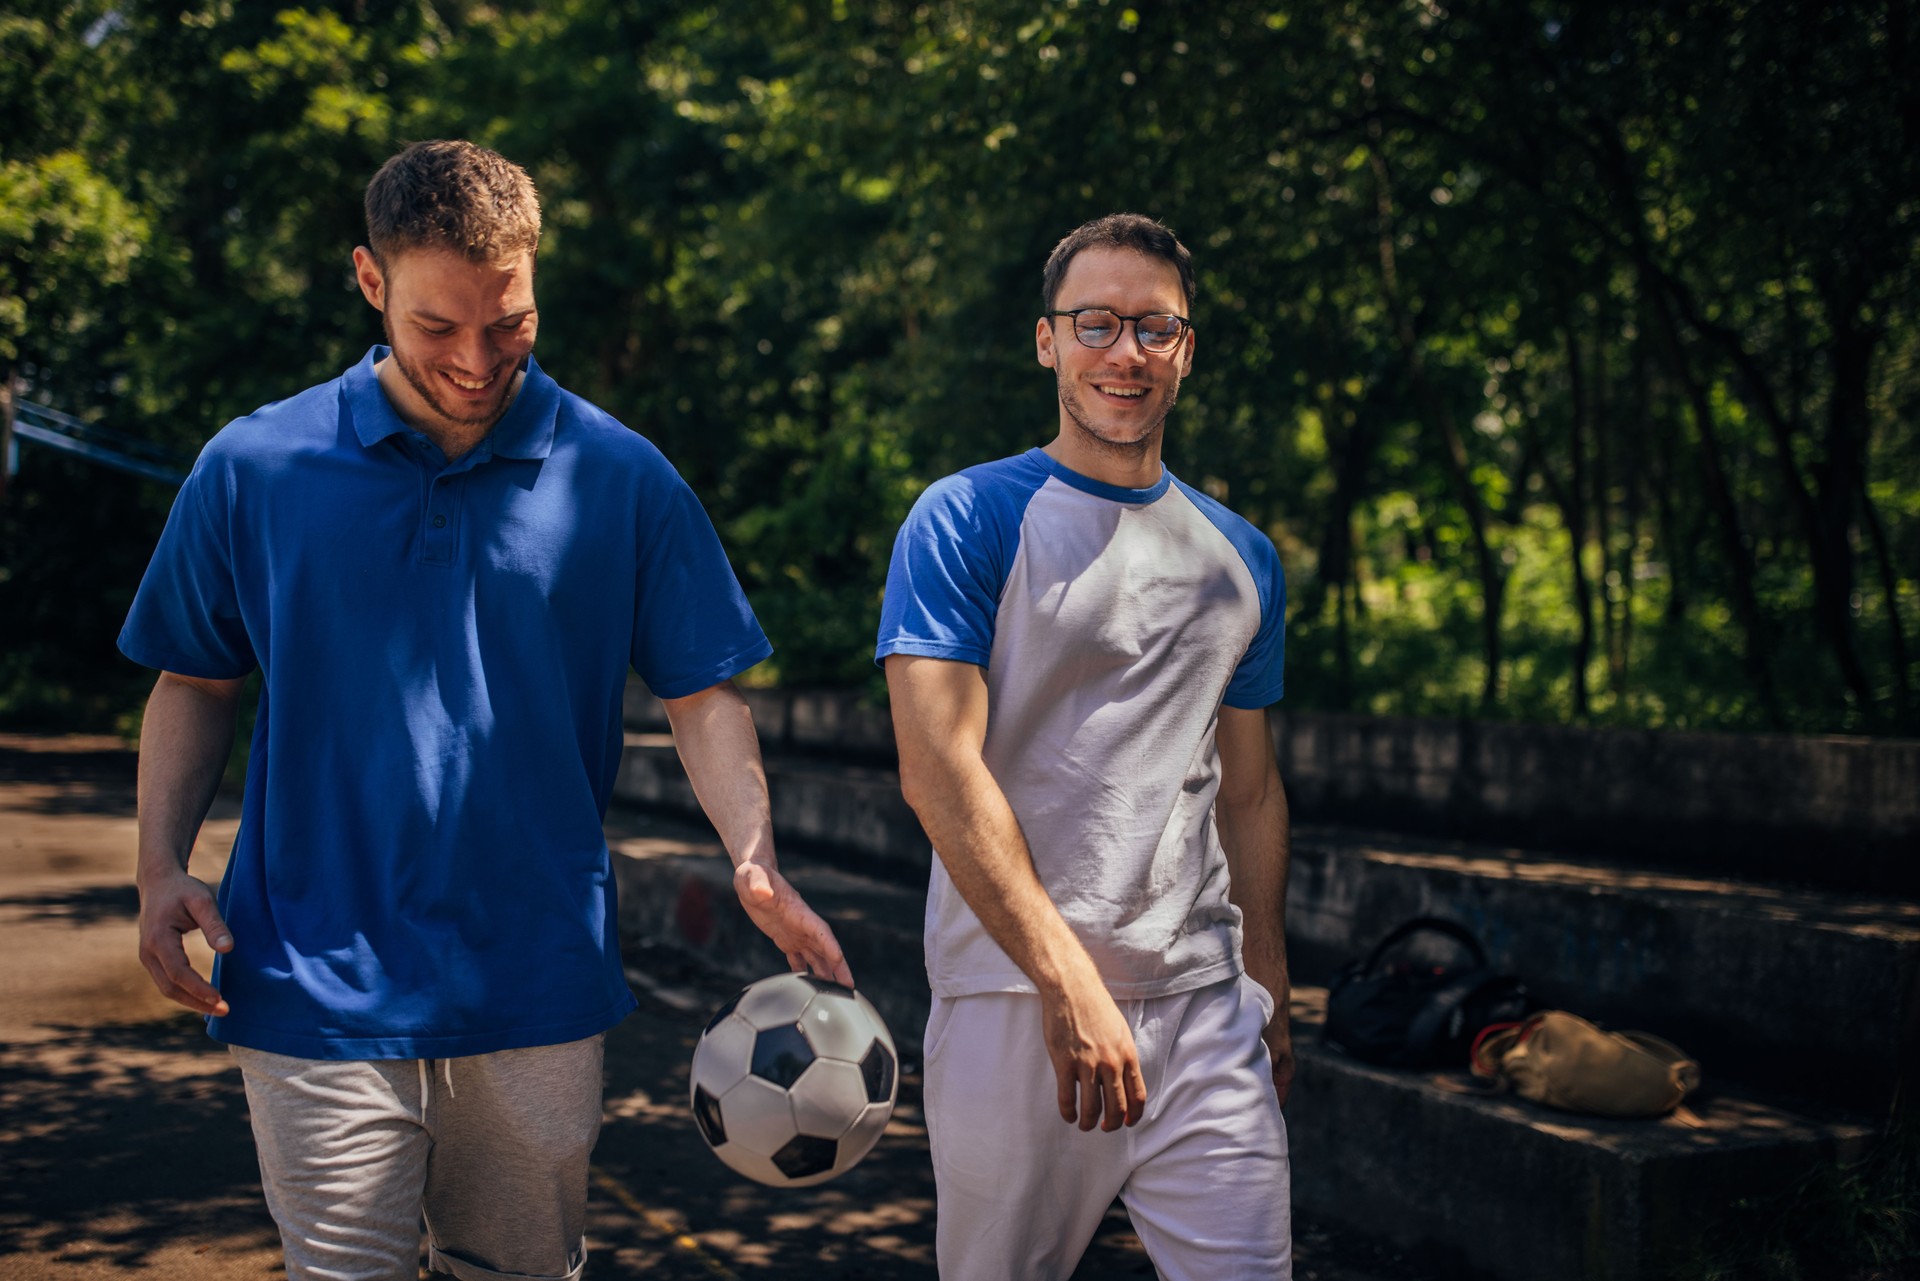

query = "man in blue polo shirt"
[121,140,849,1281]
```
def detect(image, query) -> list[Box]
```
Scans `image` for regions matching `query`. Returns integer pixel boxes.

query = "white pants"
[231,1035,605,1281]
[924,974,1292,1280]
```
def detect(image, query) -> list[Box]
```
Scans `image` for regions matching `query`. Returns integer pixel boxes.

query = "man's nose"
[453,328,493,374]
[1105,323,1149,364]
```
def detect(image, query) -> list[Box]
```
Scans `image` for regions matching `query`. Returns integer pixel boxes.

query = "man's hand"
[1265,1017,1296,1107]
[137,866,233,1016]
[734,860,854,987]
[1042,972,1148,1132]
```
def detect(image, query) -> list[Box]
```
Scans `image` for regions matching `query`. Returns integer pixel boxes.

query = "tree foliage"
[2,0,1914,732]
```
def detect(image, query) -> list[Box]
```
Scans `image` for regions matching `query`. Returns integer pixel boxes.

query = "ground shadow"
[0,1014,279,1266]
[2,883,141,925]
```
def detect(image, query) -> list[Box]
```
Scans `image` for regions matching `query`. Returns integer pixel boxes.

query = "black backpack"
[1323,917,1534,1069]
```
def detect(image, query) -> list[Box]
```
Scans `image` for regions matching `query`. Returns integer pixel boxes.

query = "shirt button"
[432,515,448,529]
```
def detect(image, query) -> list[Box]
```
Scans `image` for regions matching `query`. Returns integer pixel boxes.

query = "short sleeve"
[118,459,257,679]
[630,468,772,698]
[874,472,1027,669]
[1222,534,1286,708]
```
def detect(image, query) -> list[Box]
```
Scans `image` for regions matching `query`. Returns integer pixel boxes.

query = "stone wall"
[627,682,1919,891]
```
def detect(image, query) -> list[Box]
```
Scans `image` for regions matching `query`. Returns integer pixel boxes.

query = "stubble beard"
[1055,368,1179,461]
[383,314,516,434]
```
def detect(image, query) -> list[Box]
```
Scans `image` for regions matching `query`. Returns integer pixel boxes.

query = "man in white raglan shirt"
[874,213,1294,1279]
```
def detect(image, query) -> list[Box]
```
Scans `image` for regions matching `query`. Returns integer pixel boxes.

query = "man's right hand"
[137,867,233,1016]
[1042,972,1148,1131]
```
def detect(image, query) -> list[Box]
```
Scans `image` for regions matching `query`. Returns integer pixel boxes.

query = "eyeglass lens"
[1074,311,1185,352]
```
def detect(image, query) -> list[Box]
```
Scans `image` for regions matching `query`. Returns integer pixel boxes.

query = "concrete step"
[1286,827,1920,1107]
[624,681,1920,893]
[603,802,1878,1281]
[612,733,1920,1106]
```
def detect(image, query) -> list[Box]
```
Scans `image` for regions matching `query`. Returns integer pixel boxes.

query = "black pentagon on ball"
[750,1022,815,1088]
[771,1133,840,1180]
[799,974,855,998]
[703,990,744,1036]
[861,1041,896,1103]
[692,1084,726,1147]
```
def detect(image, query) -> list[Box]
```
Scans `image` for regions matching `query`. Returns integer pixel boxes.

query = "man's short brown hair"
[364,140,541,266]
[1041,213,1194,315]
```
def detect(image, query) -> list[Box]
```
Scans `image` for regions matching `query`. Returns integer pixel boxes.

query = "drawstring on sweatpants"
[415,1058,457,1121]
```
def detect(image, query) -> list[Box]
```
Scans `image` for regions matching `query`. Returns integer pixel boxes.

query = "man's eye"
[419,326,453,338]
[494,317,525,332]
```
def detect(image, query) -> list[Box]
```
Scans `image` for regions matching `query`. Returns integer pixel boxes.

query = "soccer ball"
[689,972,899,1187]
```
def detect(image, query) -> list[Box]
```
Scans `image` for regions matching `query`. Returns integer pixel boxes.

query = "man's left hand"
[1265,1020,1296,1107]
[734,860,855,987]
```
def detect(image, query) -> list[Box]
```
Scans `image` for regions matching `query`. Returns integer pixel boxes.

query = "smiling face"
[1036,246,1194,485]
[352,245,538,444]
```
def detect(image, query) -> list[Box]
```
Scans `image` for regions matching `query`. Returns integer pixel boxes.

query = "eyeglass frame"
[1044,308,1195,353]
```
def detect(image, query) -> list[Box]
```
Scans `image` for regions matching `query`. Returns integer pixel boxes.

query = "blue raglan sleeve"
[118,453,258,680]
[874,471,1022,669]
[1171,476,1286,709]
[1223,531,1287,708]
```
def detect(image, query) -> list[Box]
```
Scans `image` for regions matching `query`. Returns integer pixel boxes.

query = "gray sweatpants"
[231,1034,606,1281]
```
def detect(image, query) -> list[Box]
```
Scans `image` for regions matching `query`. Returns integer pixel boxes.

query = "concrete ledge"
[626,681,1920,891]
[1273,712,1920,893]
[1288,829,1920,1104]
[1287,990,1875,1281]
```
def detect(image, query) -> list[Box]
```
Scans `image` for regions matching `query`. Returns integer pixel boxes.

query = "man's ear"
[351,246,386,312]
[1035,315,1057,369]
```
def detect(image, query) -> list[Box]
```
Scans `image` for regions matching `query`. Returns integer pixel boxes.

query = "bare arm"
[135,671,247,1015]
[661,679,852,986]
[885,654,1147,1131]
[1216,703,1294,1106]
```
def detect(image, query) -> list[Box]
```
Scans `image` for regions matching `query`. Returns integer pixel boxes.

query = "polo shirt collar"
[344,345,559,460]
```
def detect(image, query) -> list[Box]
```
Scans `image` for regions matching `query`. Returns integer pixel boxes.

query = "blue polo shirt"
[120,346,772,1059]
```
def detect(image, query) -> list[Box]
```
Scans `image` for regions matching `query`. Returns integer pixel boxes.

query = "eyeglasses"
[1047,308,1193,353]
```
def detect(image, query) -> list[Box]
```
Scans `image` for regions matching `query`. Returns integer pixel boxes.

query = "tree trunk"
[1561,314,1595,720]
[1366,137,1504,710]
[1859,470,1913,724]
[1644,278,1783,725]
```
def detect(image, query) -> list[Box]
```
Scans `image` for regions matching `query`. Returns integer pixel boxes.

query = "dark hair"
[364,140,540,266]
[1040,213,1194,314]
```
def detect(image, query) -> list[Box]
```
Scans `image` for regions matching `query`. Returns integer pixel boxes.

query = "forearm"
[1218,781,1292,1005]
[661,680,775,870]
[903,751,1102,998]
[135,673,243,887]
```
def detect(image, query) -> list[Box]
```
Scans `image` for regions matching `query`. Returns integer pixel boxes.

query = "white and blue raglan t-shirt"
[875,447,1286,1001]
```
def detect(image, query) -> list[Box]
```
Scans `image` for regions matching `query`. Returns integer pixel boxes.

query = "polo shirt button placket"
[423,473,457,567]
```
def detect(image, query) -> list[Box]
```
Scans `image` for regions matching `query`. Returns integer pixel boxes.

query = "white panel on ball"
[798,993,878,1062]
[719,1075,799,1155]
[733,973,816,1029]
[712,1142,789,1188]
[789,1058,869,1140]
[841,1100,893,1165]
[689,1014,755,1095]
[852,990,897,1055]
